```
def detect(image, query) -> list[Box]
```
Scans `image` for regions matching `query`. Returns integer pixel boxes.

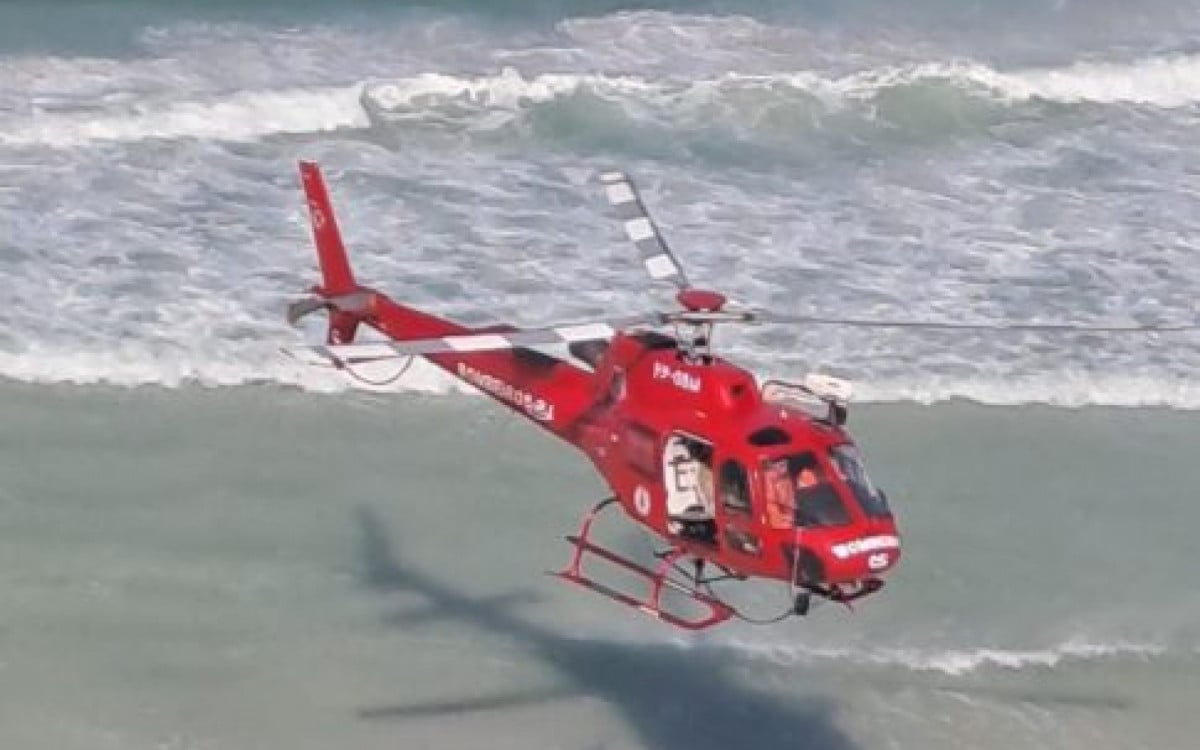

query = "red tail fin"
[298,161,362,345]
[299,160,356,295]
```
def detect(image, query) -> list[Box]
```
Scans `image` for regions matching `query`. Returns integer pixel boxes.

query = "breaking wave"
[356,53,1200,151]
[715,638,1171,676]
[991,53,1200,107]
[360,52,1200,117]
[1,85,367,148]
[7,52,1200,149]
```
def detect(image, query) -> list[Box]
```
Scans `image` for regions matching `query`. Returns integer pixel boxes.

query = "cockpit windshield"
[762,452,851,529]
[828,444,891,518]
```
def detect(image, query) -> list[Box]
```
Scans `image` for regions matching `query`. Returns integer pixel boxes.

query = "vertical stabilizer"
[298,161,361,344]
[299,160,357,295]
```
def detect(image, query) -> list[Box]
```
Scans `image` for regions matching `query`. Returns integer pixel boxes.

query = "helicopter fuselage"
[352,287,899,591]
[574,332,902,590]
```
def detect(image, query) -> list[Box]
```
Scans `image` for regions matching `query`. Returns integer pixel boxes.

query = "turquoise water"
[1,383,1197,749]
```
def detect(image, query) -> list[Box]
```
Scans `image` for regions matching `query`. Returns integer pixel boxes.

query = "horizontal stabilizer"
[285,291,375,327]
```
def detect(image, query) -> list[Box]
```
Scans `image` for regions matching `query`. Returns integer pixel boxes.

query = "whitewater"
[0,2,1198,749]
[3,22,1200,406]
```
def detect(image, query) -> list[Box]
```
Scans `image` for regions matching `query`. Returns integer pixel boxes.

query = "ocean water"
[1,1,1198,748]
[2,384,1198,750]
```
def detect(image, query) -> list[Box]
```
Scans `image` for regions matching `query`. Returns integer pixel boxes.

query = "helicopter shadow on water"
[352,505,861,750]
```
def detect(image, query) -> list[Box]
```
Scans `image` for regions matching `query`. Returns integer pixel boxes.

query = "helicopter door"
[663,432,715,521]
[718,459,761,556]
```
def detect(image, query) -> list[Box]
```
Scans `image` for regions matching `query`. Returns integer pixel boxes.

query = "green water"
[1,381,1196,749]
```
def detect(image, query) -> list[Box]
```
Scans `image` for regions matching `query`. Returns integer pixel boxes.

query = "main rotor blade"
[751,310,1200,333]
[287,315,659,366]
[358,685,580,720]
[599,170,691,290]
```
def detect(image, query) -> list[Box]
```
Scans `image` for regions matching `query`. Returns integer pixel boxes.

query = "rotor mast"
[673,289,727,363]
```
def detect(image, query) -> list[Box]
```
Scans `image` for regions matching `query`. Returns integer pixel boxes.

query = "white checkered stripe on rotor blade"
[597,170,690,289]
[445,334,512,352]
[643,254,678,281]
[604,181,636,206]
[624,217,655,243]
[312,322,622,364]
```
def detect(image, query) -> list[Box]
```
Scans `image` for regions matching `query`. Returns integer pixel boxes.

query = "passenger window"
[608,369,626,402]
[720,460,752,515]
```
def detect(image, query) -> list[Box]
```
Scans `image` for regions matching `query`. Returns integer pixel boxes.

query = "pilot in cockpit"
[765,454,829,529]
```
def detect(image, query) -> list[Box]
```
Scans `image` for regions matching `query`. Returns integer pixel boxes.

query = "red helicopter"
[284,161,1188,630]
[284,160,897,629]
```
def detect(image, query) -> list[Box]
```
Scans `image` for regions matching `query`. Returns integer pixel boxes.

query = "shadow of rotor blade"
[356,505,415,591]
[383,591,543,628]
[358,685,581,720]
[356,506,544,624]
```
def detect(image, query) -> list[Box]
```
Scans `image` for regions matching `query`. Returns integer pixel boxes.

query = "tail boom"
[359,293,597,439]
[292,160,596,441]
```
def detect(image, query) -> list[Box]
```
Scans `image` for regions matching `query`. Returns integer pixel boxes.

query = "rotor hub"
[676,289,727,313]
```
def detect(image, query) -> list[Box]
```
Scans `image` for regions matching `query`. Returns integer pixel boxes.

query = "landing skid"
[552,497,735,631]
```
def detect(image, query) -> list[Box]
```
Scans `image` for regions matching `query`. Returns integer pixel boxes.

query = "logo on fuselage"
[830,535,899,560]
[652,361,701,393]
[633,485,651,517]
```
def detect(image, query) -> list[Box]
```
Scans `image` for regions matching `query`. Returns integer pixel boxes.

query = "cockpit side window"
[762,452,852,529]
[795,482,851,528]
[829,444,890,518]
[719,460,752,516]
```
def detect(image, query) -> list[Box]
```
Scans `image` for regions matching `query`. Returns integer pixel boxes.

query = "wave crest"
[354,54,1200,156]
[5,348,1200,409]
[8,52,1199,149]
[716,638,1169,676]
[2,85,367,148]
[359,53,1200,116]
